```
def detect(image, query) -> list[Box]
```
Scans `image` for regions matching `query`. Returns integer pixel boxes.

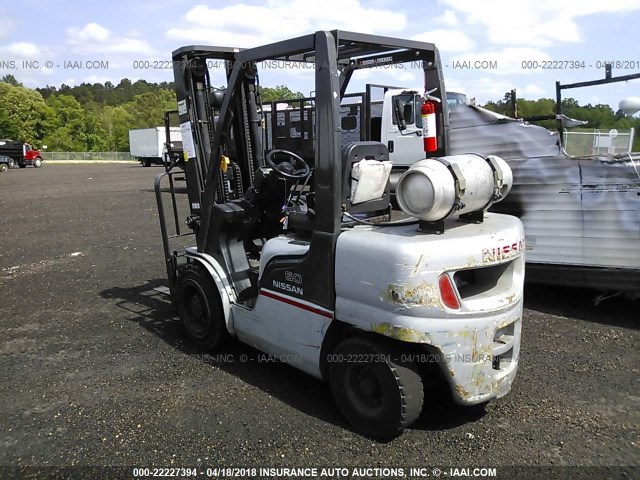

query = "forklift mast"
[169,30,447,309]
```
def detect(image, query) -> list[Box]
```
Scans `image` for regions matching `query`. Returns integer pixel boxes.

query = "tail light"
[438,274,460,310]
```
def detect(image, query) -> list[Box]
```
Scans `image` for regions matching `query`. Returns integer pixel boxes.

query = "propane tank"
[395,154,512,222]
[421,100,438,152]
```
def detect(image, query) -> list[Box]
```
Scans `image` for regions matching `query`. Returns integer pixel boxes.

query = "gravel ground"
[0,164,638,478]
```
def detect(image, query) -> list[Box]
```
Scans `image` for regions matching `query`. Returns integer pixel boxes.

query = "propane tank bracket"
[485,155,505,201]
[436,158,467,213]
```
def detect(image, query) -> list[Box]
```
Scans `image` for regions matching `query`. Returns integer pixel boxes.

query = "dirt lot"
[0,164,638,477]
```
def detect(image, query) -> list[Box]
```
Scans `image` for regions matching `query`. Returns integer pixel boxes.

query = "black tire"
[8,159,14,169]
[0,163,7,173]
[33,157,42,168]
[329,335,424,439]
[175,263,230,350]
[18,162,26,168]
[142,158,151,167]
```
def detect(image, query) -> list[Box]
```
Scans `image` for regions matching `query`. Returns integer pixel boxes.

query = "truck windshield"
[446,92,468,109]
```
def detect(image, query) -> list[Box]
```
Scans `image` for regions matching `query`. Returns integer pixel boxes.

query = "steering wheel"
[265,149,310,180]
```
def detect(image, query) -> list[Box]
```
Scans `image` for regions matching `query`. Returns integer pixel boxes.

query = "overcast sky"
[1,0,639,108]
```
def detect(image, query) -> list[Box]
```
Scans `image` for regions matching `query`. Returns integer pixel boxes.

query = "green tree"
[260,85,304,103]
[0,74,22,86]
[42,94,110,151]
[44,94,87,150]
[123,90,177,130]
[0,105,18,139]
[103,106,134,151]
[81,100,109,151]
[0,82,55,144]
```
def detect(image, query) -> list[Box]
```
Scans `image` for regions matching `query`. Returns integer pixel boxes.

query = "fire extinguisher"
[421,100,438,152]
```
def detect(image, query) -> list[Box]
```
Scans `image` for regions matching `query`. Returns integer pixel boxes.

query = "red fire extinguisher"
[421,100,438,152]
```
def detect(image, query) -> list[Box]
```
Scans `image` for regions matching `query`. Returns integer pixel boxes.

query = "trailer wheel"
[175,263,230,350]
[0,164,7,173]
[33,157,42,168]
[329,336,424,439]
[142,158,151,167]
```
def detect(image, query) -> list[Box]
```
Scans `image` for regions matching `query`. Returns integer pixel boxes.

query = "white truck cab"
[380,89,469,174]
[380,89,425,167]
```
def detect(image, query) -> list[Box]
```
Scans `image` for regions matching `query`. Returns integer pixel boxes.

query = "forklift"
[156,30,525,439]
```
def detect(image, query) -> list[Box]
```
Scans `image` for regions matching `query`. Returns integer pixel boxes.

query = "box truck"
[129,127,182,167]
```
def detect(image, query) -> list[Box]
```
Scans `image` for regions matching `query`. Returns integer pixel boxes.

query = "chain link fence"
[45,152,135,161]
[563,128,635,156]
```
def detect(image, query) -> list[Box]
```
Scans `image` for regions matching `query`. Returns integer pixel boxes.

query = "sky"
[1,0,639,109]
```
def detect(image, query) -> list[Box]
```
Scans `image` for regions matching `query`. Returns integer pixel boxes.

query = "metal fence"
[563,128,635,156]
[45,152,135,161]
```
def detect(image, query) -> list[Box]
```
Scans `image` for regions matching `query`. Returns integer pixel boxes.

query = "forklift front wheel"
[175,264,230,350]
[329,336,424,440]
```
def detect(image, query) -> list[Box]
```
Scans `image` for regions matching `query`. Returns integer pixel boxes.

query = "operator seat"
[286,141,392,233]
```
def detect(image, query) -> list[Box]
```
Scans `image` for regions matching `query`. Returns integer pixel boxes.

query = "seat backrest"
[341,142,392,215]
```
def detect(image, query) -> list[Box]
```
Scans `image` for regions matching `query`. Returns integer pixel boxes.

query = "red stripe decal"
[259,289,333,319]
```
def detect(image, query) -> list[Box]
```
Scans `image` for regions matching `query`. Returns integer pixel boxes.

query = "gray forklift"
[156,30,525,439]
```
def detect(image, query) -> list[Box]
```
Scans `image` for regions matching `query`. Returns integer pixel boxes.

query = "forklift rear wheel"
[329,336,424,439]
[175,264,230,350]
[34,157,42,168]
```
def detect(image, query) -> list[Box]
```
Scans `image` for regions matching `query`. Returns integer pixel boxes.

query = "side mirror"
[393,97,407,131]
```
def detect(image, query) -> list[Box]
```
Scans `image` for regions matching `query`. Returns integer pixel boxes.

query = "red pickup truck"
[0,140,43,168]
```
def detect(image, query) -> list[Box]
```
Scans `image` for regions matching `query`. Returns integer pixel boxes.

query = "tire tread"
[176,263,230,350]
[329,335,424,439]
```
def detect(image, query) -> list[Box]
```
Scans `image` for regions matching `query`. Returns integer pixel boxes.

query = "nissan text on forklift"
[155,30,526,439]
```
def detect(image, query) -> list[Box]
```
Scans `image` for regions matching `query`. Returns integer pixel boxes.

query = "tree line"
[0,74,638,152]
[0,75,178,151]
[0,75,303,152]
